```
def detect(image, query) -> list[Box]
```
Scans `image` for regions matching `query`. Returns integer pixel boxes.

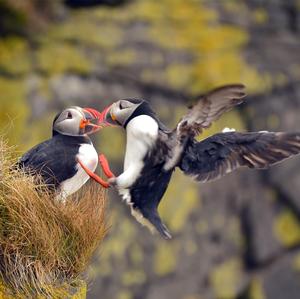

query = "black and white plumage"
[101,84,300,239]
[18,106,102,200]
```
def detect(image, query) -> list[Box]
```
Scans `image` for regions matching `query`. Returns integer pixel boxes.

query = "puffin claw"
[77,158,110,188]
[99,154,115,178]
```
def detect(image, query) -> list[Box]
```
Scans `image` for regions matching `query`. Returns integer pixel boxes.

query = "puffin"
[98,84,300,239]
[18,106,111,200]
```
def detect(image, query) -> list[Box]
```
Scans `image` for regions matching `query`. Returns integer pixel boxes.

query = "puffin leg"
[99,154,115,178]
[77,158,110,188]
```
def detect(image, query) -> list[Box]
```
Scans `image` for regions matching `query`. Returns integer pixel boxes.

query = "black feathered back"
[18,134,91,189]
[123,99,170,132]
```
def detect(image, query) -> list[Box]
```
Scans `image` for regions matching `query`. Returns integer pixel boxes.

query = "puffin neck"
[124,102,160,129]
[52,130,91,143]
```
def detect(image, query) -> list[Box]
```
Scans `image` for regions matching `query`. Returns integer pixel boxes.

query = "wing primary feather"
[179,131,300,182]
[177,84,246,138]
[164,84,247,171]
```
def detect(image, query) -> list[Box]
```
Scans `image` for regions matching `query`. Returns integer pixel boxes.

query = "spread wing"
[163,84,246,171]
[177,84,246,138]
[179,132,300,182]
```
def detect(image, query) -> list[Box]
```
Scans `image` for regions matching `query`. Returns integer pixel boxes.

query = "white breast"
[116,115,158,189]
[58,143,98,200]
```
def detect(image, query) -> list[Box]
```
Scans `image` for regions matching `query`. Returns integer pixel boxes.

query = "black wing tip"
[271,132,300,145]
[212,83,246,92]
[231,97,245,105]
[193,83,246,100]
[277,131,300,138]
[244,131,300,168]
[207,83,247,101]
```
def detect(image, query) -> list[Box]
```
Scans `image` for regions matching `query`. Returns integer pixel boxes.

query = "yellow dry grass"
[0,139,107,298]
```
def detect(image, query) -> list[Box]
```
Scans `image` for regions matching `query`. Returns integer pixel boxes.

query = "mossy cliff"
[0,0,300,299]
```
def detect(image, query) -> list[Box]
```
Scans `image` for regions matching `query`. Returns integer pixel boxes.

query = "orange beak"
[81,108,106,134]
[99,104,120,126]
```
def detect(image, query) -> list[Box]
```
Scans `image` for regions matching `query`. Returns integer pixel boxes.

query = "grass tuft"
[0,139,107,298]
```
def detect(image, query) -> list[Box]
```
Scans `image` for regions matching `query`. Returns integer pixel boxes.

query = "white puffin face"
[53,106,101,136]
[107,99,143,127]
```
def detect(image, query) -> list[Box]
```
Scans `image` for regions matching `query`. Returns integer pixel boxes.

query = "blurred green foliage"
[248,277,266,299]
[92,0,270,93]
[0,0,27,37]
[294,253,300,272]
[0,78,28,146]
[154,241,180,276]
[210,258,244,299]
[36,42,92,75]
[0,37,31,75]
[0,0,267,148]
[274,209,300,247]
[0,1,266,297]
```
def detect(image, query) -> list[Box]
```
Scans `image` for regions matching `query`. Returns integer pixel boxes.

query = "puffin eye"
[119,101,132,110]
[67,111,73,119]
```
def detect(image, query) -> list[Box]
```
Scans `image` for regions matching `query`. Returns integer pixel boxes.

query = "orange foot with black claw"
[99,154,115,178]
[77,158,110,188]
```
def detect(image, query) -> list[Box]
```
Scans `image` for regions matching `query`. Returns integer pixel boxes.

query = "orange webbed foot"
[77,158,110,188]
[99,154,115,178]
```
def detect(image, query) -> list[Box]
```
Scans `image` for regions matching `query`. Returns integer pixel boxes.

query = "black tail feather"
[149,213,172,240]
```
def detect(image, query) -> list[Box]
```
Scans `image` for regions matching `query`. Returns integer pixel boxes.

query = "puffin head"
[52,106,105,136]
[100,99,156,128]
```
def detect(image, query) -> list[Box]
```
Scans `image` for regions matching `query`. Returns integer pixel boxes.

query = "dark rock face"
[263,253,300,299]
[0,1,26,37]
[86,2,300,298]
